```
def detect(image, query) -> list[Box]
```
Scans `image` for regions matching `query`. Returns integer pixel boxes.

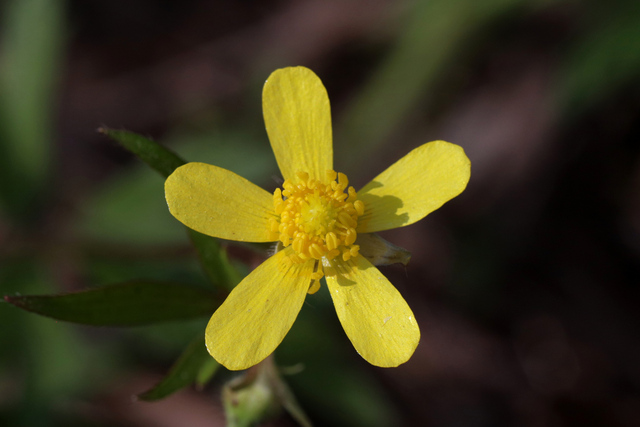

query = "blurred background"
[1,0,640,426]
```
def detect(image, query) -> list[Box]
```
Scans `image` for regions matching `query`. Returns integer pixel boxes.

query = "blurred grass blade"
[337,0,533,170]
[188,229,241,290]
[138,334,219,401]
[558,3,640,114]
[5,281,220,326]
[100,127,241,289]
[0,0,65,216]
[99,127,186,178]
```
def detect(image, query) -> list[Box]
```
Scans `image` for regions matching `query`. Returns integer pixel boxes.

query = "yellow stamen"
[308,280,321,294]
[344,228,357,246]
[350,245,360,258]
[354,200,364,216]
[272,170,364,278]
[325,231,339,251]
[296,171,309,183]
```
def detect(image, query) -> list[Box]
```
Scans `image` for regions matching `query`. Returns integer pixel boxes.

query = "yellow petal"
[165,162,277,242]
[357,140,470,233]
[323,255,420,367]
[263,66,333,183]
[206,248,314,370]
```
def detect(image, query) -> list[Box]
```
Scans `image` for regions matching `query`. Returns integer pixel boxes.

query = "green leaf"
[4,281,220,326]
[98,127,186,178]
[138,334,219,401]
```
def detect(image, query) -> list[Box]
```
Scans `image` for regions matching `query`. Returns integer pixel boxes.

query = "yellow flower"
[165,66,470,370]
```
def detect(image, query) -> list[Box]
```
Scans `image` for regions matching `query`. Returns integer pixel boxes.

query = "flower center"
[271,170,364,273]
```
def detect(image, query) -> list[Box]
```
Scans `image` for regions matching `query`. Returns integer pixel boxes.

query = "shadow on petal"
[356,185,409,233]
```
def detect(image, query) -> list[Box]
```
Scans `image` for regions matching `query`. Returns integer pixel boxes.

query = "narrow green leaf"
[4,281,220,326]
[138,334,219,401]
[98,127,186,178]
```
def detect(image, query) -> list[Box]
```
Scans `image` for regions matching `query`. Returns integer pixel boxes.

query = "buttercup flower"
[165,66,470,370]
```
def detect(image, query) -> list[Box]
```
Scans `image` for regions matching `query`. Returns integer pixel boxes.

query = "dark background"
[1,0,639,426]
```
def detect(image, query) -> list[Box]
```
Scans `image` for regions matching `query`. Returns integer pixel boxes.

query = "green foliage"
[138,334,219,401]
[0,259,92,426]
[277,291,399,427]
[222,358,312,427]
[5,281,220,326]
[98,128,186,178]
[98,127,241,290]
[188,229,242,290]
[558,1,640,113]
[196,355,223,388]
[4,0,639,425]
[336,0,540,171]
[79,164,188,245]
[162,127,278,186]
[0,0,65,218]
[224,373,280,427]
[87,127,250,400]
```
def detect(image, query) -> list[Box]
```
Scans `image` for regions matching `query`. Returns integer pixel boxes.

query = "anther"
[350,245,360,258]
[325,232,339,251]
[344,228,357,246]
[338,212,356,228]
[296,171,309,183]
[326,249,340,260]
[292,236,304,253]
[309,243,325,259]
[347,187,357,202]
[310,270,324,281]
[338,172,348,188]
[308,280,321,294]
